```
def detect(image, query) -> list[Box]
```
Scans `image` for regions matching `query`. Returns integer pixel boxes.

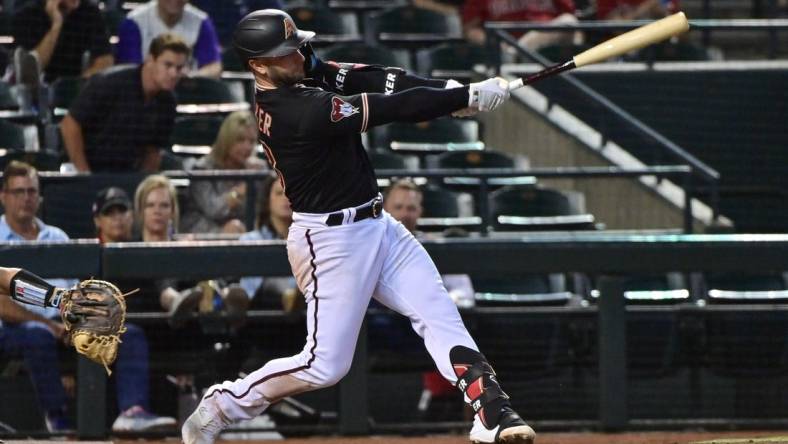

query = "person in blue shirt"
[0,160,76,431]
[0,162,176,432]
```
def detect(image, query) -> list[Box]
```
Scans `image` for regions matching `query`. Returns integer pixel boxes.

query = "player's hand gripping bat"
[508,12,690,91]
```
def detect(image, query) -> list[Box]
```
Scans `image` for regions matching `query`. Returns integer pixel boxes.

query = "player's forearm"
[33,22,63,70]
[82,54,114,78]
[6,268,65,308]
[368,86,469,126]
[60,114,91,172]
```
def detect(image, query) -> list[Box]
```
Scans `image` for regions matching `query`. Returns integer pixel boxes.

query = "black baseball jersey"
[255,62,470,213]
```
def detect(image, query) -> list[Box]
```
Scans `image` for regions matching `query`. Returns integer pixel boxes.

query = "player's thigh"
[375,222,461,324]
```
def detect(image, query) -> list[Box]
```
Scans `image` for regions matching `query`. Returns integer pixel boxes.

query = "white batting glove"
[468,77,510,112]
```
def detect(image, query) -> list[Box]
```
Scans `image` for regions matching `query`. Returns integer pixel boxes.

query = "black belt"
[326,197,383,226]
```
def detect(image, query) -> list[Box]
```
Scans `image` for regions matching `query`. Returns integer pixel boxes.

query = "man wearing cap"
[93,187,135,243]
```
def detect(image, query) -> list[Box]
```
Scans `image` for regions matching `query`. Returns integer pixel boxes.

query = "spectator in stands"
[135,174,180,243]
[133,174,233,325]
[0,280,71,432]
[116,0,222,78]
[190,0,284,46]
[180,110,266,235]
[60,33,189,173]
[0,162,74,432]
[595,0,677,20]
[0,161,72,245]
[11,0,113,84]
[238,173,301,312]
[462,0,581,51]
[383,179,474,306]
[89,186,178,432]
[93,186,135,243]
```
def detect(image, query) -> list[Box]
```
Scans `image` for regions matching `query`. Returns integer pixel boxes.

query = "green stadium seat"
[368,149,408,170]
[416,42,490,82]
[170,115,224,156]
[174,76,249,114]
[0,150,62,171]
[0,119,26,150]
[365,6,462,48]
[371,118,480,152]
[221,48,244,72]
[489,185,597,231]
[319,42,412,71]
[50,76,85,117]
[286,5,360,45]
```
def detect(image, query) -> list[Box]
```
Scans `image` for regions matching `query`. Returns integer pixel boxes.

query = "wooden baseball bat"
[508,12,690,91]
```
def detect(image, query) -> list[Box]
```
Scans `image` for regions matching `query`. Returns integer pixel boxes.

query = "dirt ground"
[114,432,788,444]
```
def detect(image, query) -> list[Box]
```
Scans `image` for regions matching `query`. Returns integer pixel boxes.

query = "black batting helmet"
[233,9,315,63]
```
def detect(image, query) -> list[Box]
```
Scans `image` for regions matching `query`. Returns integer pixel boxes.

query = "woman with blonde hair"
[180,110,266,234]
[134,174,180,241]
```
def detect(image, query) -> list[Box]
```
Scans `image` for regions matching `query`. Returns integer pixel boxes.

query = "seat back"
[286,5,360,44]
[175,76,244,103]
[416,42,489,82]
[420,184,460,218]
[171,115,224,149]
[490,186,573,217]
[320,43,412,71]
[368,149,408,170]
[365,6,462,46]
[0,119,26,150]
[433,149,513,169]
[50,76,85,117]
[372,118,479,150]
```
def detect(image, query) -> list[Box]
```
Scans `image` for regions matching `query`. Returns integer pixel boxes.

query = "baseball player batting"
[182,9,533,444]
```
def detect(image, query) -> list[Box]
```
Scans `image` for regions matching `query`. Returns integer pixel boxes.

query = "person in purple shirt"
[115,0,222,78]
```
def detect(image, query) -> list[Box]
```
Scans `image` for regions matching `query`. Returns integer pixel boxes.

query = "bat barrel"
[573,12,690,68]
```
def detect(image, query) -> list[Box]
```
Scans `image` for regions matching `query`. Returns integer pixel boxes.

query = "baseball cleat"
[469,407,535,444]
[181,395,231,444]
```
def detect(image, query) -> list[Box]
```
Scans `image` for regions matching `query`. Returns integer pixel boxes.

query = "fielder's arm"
[0,266,67,308]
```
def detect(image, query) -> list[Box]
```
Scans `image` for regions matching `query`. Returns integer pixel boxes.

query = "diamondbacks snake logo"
[330,96,359,122]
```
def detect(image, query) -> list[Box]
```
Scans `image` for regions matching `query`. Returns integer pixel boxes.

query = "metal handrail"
[34,165,697,235]
[484,24,723,222]
[482,18,788,31]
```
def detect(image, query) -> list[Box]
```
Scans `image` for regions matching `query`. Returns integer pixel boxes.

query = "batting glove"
[468,77,510,112]
[300,42,321,77]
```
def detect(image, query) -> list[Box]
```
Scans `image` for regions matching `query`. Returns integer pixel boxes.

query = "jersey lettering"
[335,68,349,93]
[255,104,272,137]
[384,72,397,95]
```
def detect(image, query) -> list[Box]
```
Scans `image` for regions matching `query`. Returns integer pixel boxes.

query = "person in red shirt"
[595,0,678,20]
[463,0,579,48]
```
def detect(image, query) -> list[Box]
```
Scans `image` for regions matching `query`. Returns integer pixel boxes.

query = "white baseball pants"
[208,198,478,421]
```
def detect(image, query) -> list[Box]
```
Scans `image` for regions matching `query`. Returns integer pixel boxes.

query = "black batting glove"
[300,42,321,77]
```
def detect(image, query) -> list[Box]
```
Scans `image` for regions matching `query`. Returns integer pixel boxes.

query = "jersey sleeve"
[310,62,447,96]
[303,86,469,137]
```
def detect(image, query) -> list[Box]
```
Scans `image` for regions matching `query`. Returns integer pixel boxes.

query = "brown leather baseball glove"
[59,279,129,375]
